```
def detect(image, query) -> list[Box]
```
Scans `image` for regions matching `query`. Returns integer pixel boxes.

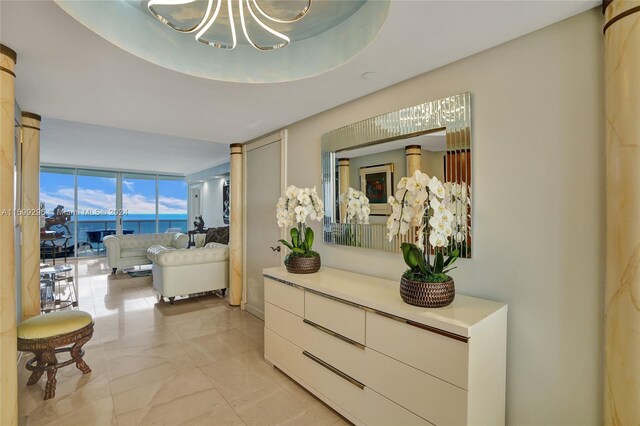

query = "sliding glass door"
[122,173,157,234]
[77,169,117,257]
[158,176,188,232]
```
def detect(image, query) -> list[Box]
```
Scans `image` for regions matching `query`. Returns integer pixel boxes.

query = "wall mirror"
[321,92,472,257]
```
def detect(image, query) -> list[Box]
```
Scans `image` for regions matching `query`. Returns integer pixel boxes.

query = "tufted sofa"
[104,233,188,274]
[147,243,229,304]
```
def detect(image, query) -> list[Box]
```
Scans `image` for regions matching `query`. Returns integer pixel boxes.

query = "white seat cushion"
[120,248,149,258]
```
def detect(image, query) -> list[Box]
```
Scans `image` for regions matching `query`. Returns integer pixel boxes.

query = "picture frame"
[222,180,230,225]
[359,163,393,215]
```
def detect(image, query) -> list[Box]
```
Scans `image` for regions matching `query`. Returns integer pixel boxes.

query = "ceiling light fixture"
[147,0,312,51]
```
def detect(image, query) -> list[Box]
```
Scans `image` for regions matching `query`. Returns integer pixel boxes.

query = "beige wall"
[278,9,603,424]
[420,149,445,181]
[200,177,227,228]
[347,148,406,194]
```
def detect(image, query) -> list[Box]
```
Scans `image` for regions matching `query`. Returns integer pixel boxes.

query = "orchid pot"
[387,171,469,307]
[276,186,324,274]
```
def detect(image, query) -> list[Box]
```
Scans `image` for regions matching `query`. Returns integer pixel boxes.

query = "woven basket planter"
[400,275,455,308]
[285,255,321,274]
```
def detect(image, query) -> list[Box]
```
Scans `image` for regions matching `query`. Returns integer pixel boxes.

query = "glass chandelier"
[147,0,312,51]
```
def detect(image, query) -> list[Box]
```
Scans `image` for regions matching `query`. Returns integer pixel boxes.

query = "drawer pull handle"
[303,319,365,350]
[375,311,469,343]
[263,274,305,290]
[302,351,365,390]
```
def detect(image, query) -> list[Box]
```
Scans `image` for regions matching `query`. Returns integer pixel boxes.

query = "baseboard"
[244,304,265,321]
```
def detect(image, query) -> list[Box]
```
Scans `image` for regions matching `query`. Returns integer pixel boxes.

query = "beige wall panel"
[405,145,421,177]
[0,45,18,426]
[229,144,243,306]
[277,10,604,424]
[21,114,40,320]
[603,1,640,424]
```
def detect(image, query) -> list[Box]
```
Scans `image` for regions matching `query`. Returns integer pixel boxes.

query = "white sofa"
[147,243,229,304]
[104,232,188,274]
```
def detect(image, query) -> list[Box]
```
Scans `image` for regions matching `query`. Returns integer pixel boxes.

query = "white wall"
[274,9,603,425]
[198,178,227,229]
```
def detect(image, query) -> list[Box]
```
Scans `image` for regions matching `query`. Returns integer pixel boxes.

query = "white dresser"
[263,266,507,426]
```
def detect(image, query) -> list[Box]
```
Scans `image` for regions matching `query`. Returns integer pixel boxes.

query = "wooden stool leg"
[26,352,45,386]
[71,336,92,374]
[44,367,58,400]
[42,351,58,400]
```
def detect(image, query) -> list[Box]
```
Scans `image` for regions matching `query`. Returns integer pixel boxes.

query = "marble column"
[229,144,243,306]
[405,145,422,176]
[603,1,640,424]
[337,158,350,222]
[21,112,41,320]
[0,43,18,426]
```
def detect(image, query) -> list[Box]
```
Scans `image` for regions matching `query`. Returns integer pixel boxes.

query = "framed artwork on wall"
[223,180,230,225]
[359,163,393,215]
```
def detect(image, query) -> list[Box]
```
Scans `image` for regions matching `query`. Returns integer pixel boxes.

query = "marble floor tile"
[181,328,260,366]
[116,389,244,426]
[111,368,214,414]
[229,383,324,426]
[17,259,350,426]
[105,341,196,391]
[24,395,117,426]
[200,350,281,402]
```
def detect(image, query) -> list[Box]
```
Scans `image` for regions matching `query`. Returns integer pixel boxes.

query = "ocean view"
[56,214,189,256]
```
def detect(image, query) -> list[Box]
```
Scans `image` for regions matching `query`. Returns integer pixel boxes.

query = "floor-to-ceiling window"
[77,169,118,257]
[40,167,76,256]
[158,176,188,232]
[122,173,157,235]
[39,167,188,259]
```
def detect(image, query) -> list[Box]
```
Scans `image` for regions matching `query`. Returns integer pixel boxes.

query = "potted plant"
[276,185,324,273]
[340,187,371,246]
[387,171,464,307]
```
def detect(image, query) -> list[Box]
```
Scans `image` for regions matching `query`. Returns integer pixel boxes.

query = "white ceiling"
[0,0,597,174]
[40,118,229,175]
[341,131,447,159]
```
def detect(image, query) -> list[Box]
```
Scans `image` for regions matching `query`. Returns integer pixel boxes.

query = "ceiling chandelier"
[147,0,312,51]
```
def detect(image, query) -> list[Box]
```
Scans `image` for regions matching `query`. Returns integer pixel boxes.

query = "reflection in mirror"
[321,92,472,257]
[336,130,446,223]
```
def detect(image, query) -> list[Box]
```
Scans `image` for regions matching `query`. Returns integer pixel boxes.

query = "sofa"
[104,232,188,274]
[147,243,229,304]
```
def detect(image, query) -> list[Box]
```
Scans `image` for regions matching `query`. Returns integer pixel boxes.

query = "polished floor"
[18,259,347,426]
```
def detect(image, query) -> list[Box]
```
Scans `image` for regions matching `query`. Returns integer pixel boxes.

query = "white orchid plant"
[340,187,371,224]
[387,170,464,282]
[276,185,324,258]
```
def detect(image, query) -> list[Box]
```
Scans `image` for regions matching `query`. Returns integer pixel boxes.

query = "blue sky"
[40,172,187,215]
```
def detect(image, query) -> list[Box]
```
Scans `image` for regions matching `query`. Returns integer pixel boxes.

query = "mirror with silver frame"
[321,92,472,257]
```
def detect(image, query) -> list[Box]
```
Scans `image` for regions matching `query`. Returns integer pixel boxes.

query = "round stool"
[17,310,94,400]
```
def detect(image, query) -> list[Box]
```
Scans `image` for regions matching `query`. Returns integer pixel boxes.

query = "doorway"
[243,131,287,319]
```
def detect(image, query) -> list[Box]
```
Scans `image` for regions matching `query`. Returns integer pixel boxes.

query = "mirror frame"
[321,92,472,255]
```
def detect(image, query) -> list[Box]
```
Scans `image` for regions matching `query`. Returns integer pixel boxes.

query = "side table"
[40,264,78,313]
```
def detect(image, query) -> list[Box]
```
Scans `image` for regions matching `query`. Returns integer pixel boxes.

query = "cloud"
[40,188,187,215]
[122,180,135,191]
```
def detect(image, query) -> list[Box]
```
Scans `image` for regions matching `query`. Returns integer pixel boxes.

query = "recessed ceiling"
[55,0,389,82]
[0,0,597,174]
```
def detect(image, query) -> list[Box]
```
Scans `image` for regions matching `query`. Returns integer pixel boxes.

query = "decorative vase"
[285,255,321,274]
[399,275,455,308]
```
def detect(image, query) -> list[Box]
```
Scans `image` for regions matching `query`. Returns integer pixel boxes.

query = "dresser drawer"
[300,351,430,426]
[264,327,304,379]
[366,311,469,389]
[302,317,367,383]
[366,347,468,425]
[304,291,365,344]
[264,277,304,317]
[265,302,304,347]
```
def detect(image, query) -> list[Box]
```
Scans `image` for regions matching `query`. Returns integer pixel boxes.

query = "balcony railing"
[41,219,188,259]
